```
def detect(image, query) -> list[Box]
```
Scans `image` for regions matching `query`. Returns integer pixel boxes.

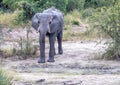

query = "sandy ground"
[0,27,120,85]
[1,41,120,85]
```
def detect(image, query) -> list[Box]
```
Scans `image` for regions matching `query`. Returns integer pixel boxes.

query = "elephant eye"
[38,21,40,24]
[49,21,51,24]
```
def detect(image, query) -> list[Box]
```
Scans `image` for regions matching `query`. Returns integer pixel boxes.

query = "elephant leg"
[57,32,63,54]
[47,34,56,62]
[54,48,56,55]
[38,34,46,63]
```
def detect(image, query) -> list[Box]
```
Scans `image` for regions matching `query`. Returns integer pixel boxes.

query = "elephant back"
[43,7,63,18]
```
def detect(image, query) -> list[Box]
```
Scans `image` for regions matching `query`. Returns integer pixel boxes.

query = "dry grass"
[63,29,72,41]
[64,10,83,26]
[0,11,18,28]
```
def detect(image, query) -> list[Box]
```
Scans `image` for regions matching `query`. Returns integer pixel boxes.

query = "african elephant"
[32,7,63,63]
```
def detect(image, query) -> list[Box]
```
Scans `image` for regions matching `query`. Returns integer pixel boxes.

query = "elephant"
[32,7,64,63]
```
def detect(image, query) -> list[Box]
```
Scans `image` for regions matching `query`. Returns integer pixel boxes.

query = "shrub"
[72,20,79,25]
[1,0,115,27]
[66,0,85,12]
[84,0,113,9]
[89,0,120,59]
[64,10,81,26]
[81,8,95,18]
[2,0,68,24]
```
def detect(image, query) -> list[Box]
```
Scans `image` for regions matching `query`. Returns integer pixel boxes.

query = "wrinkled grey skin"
[32,7,63,63]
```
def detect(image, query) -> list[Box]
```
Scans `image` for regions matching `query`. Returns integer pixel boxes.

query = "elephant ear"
[48,14,58,22]
[49,14,58,33]
[32,13,41,31]
[35,13,42,20]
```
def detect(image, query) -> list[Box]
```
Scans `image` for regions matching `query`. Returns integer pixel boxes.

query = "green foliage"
[66,0,85,12]
[2,0,19,10]
[72,20,80,25]
[1,0,117,26]
[64,10,81,25]
[84,0,113,8]
[103,43,120,60]
[40,0,68,12]
[89,0,120,59]
[0,69,12,85]
[81,8,95,18]
[14,1,38,24]
[1,0,68,25]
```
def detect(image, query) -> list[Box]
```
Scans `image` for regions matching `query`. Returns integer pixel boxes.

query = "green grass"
[0,68,13,85]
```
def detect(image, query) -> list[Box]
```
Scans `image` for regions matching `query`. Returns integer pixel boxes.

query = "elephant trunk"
[39,33,46,57]
[38,23,51,34]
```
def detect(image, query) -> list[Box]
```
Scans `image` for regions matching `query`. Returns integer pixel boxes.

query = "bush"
[2,0,68,24]
[1,0,116,26]
[84,0,113,9]
[66,0,85,12]
[72,20,80,25]
[103,43,120,60]
[89,0,120,59]
[81,8,95,18]
[64,10,82,25]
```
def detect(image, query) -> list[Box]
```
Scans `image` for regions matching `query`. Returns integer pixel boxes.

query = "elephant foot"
[38,58,45,63]
[58,50,63,55]
[47,57,55,62]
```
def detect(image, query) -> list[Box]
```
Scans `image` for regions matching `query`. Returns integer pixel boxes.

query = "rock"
[63,80,82,85]
[36,79,45,84]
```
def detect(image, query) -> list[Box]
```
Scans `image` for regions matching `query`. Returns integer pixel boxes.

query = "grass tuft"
[0,11,19,28]
[0,68,13,85]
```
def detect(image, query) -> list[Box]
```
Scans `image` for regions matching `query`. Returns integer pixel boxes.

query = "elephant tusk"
[48,28,51,33]
[36,31,39,33]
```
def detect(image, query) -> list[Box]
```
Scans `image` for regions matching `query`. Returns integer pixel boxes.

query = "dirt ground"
[0,27,120,85]
[1,40,120,85]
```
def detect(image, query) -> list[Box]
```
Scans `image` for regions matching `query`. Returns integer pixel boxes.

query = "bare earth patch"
[1,41,120,85]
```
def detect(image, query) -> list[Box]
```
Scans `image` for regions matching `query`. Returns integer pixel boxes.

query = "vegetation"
[17,28,38,58]
[0,0,115,25]
[0,0,120,59]
[64,10,82,26]
[0,68,12,85]
[0,0,120,84]
[0,11,18,27]
[88,0,120,59]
